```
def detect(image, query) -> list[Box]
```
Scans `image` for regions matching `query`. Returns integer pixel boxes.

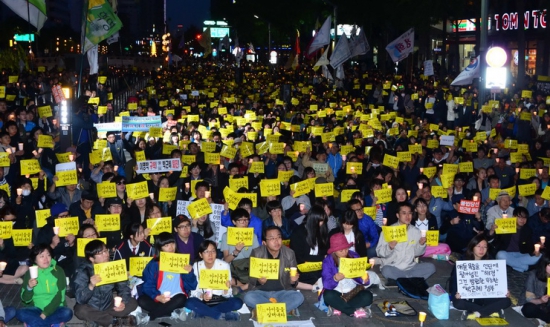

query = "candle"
[535,244,541,252]
[419,311,427,326]
[420,167,424,173]
[502,213,508,218]
[114,165,118,171]
[149,193,154,200]
[515,168,519,173]
[495,158,500,163]
[205,191,211,198]
[541,236,546,244]
[369,258,375,267]
[16,188,22,196]
[185,183,190,191]
[220,164,224,170]
[388,185,392,190]
[342,155,346,161]
[69,154,74,161]
[494,148,498,154]
[539,169,543,175]
[418,183,423,190]
[473,196,479,202]
[18,143,23,151]
[407,190,411,197]
[382,218,387,226]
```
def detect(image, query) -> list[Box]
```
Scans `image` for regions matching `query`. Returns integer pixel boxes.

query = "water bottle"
[432,254,449,261]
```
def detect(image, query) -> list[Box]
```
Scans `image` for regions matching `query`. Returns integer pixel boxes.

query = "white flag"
[314,47,329,67]
[330,35,351,69]
[336,65,345,80]
[322,65,333,82]
[307,16,331,56]
[385,28,414,63]
[87,45,99,75]
[350,27,370,57]
[451,56,481,86]
[0,0,47,31]
[424,60,434,76]
[107,32,119,45]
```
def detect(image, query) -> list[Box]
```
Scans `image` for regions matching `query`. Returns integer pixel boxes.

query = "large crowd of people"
[0,58,549,326]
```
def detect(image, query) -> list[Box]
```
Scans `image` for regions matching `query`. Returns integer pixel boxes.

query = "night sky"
[167,0,211,31]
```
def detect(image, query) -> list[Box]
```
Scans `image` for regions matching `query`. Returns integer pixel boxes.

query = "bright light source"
[486,47,507,68]
[62,87,71,99]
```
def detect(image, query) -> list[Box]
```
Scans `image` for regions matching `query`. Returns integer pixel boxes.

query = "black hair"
[195,214,214,239]
[513,206,529,218]
[197,240,217,259]
[266,200,283,215]
[464,234,489,260]
[195,181,210,191]
[262,225,282,241]
[85,239,107,260]
[304,205,328,250]
[154,232,176,253]
[77,224,99,238]
[29,244,53,265]
[231,208,250,223]
[123,222,143,240]
[535,253,550,282]
[237,197,253,208]
[347,198,362,209]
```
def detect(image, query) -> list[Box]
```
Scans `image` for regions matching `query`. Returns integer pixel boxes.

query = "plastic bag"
[428,292,450,320]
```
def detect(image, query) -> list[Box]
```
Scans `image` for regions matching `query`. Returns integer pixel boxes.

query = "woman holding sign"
[16,244,73,327]
[0,206,28,284]
[449,234,512,320]
[321,233,373,318]
[139,232,197,321]
[521,253,550,323]
[186,240,243,321]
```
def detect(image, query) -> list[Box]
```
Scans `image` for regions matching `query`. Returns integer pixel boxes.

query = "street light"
[254,14,271,54]
[60,87,72,150]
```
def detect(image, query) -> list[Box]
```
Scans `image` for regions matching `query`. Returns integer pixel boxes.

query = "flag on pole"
[451,56,481,86]
[314,46,329,67]
[322,65,333,82]
[106,32,119,45]
[385,28,414,63]
[0,0,47,31]
[330,34,351,69]
[306,15,331,57]
[335,65,345,80]
[83,0,123,53]
[87,45,99,75]
[199,27,212,57]
[350,27,370,57]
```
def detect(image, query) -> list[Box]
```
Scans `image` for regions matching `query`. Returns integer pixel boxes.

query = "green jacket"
[20,259,66,316]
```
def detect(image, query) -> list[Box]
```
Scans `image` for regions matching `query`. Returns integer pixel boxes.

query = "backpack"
[396,277,429,300]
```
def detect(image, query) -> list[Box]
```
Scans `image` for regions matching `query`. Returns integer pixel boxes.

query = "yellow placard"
[475,318,508,326]
[260,180,281,197]
[521,90,532,98]
[54,217,79,237]
[383,154,399,169]
[269,142,285,154]
[518,183,537,197]
[340,189,357,203]
[382,225,408,243]
[97,182,117,198]
[346,162,363,174]
[36,209,51,228]
[426,230,439,246]
[249,161,264,174]
[297,262,322,273]
[374,188,392,204]
[159,251,190,274]
[128,103,138,110]
[220,145,237,159]
[181,155,196,165]
[397,151,412,162]
[8,76,18,83]
[227,227,254,246]
[55,152,71,164]
[459,162,473,173]
[126,181,149,199]
[440,173,455,189]
[159,187,177,201]
[290,180,311,198]
[56,170,78,187]
[0,221,12,238]
[95,214,120,232]
[94,260,128,286]
[201,142,217,153]
[489,188,501,201]
[257,303,287,324]
[339,257,368,278]
[147,217,172,235]
[364,206,377,217]
[0,152,10,167]
[12,229,32,247]
[148,127,162,138]
[423,167,437,179]
[250,257,280,280]
[38,106,53,118]
[315,183,334,197]
[187,198,213,219]
[431,186,448,199]
[520,169,536,180]
[78,238,107,257]
[20,159,41,175]
[129,257,153,277]
[88,97,100,105]
[204,152,220,165]
[278,170,294,183]
[495,218,517,234]
[229,176,249,191]
[223,186,242,210]
[198,269,230,290]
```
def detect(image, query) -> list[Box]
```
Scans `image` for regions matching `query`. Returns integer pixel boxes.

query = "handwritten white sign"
[456,260,507,299]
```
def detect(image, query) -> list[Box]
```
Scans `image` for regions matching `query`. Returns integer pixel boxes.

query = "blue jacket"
[327,153,343,178]
[358,214,380,249]
[141,257,198,301]
[321,250,369,291]
[221,211,263,244]
[428,196,454,228]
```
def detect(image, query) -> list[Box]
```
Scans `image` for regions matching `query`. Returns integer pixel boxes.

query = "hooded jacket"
[20,259,66,316]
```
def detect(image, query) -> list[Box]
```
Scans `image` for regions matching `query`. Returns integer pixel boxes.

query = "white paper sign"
[456,260,507,299]
[424,60,434,76]
[191,91,199,96]
[136,159,182,174]
[56,162,76,173]
[176,200,226,247]
[440,135,455,146]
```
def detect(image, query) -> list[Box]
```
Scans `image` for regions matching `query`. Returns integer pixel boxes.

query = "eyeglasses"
[96,248,109,256]
[177,225,191,229]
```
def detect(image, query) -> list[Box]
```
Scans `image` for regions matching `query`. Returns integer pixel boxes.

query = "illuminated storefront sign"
[493,10,547,30]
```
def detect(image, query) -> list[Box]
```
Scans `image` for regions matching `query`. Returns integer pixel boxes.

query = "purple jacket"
[321,250,370,291]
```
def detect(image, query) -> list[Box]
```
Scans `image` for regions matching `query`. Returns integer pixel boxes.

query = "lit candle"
[535,244,541,252]
[473,196,479,202]
[69,154,74,161]
[342,155,346,161]
[407,190,411,197]
[515,168,519,173]
[220,164,224,170]
[205,191,211,198]
[388,185,392,190]
[18,143,23,151]
[502,213,508,218]
[185,183,190,191]
[418,183,423,190]
[494,148,498,154]
[495,158,500,163]
[419,311,427,327]
[539,169,543,175]
[16,188,22,196]
[420,168,424,173]
[369,258,375,267]
[382,218,387,226]
[541,236,546,244]
[149,193,154,200]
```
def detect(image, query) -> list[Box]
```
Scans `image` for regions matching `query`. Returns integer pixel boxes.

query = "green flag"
[0,0,47,30]
[83,0,122,53]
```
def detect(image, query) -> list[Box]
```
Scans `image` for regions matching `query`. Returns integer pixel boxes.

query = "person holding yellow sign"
[26,127,57,180]
[0,206,28,285]
[139,232,196,321]
[113,223,153,268]
[321,233,373,318]
[186,240,243,321]
[376,203,435,286]
[73,240,138,327]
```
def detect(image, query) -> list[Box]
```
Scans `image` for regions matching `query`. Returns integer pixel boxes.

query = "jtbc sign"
[494,10,547,31]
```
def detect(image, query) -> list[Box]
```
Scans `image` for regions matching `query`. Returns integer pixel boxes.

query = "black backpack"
[396,278,429,300]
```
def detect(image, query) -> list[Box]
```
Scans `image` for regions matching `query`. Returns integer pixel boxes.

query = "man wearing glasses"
[173,215,204,264]
[244,226,304,317]
[348,199,379,259]
[489,206,541,272]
